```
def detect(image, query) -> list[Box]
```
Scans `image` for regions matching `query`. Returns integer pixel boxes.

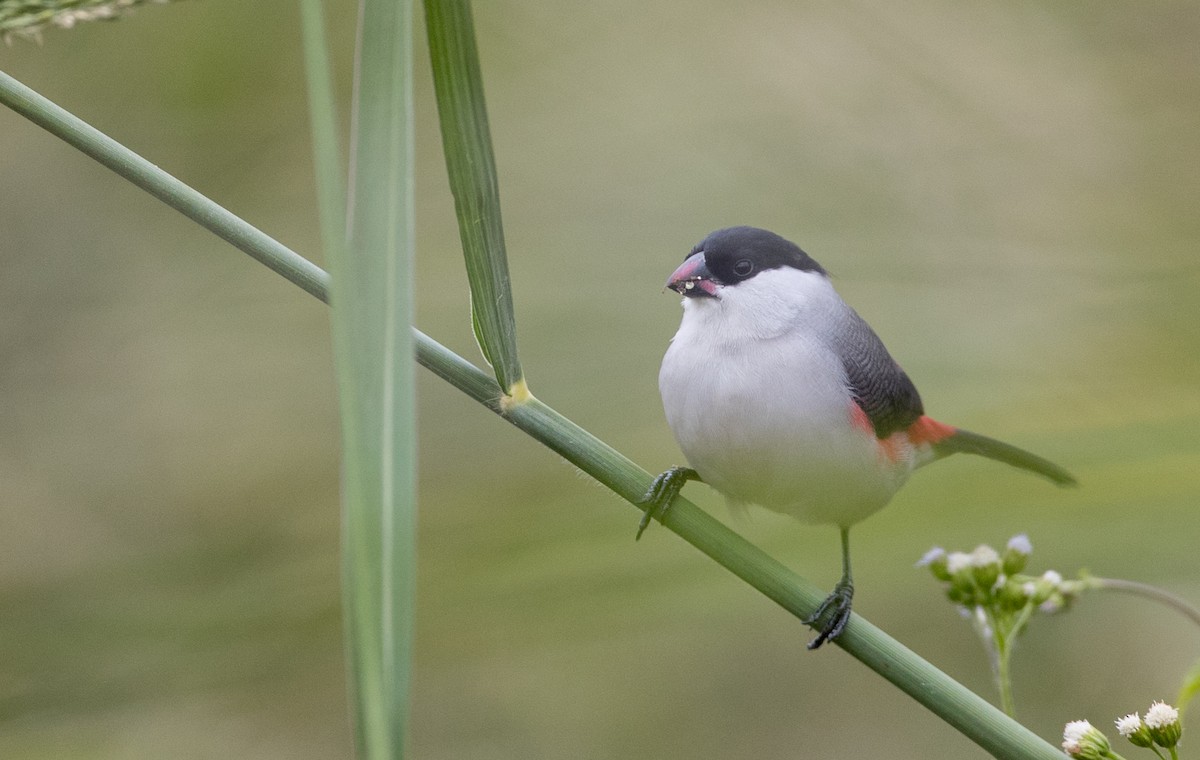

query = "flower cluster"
[1063,701,1183,759]
[918,534,1097,716]
[917,534,1085,617]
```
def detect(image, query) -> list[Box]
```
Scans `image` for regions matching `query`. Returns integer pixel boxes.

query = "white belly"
[660,329,912,527]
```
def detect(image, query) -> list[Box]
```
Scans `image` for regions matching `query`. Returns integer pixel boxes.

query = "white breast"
[658,268,912,526]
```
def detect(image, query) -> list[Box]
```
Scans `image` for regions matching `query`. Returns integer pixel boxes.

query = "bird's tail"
[932,428,1077,487]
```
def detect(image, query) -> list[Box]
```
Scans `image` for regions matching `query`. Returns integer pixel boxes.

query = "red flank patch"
[906,416,957,445]
[849,403,875,434]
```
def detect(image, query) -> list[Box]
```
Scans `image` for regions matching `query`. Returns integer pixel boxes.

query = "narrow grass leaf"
[331,0,417,756]
[299,0,346,259]
[424,0,524,394]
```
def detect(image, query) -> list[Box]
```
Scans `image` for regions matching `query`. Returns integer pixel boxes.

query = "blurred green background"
[3,1,1199,758]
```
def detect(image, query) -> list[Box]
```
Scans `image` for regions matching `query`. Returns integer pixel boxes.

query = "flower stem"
[995,634,1016,718]
[992,601,1036,718]
[1087,576,1200,630]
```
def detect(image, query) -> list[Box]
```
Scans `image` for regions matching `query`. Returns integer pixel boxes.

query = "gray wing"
[834,309,924,439]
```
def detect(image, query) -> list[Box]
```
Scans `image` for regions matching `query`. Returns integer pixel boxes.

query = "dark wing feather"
[834,309,924,439]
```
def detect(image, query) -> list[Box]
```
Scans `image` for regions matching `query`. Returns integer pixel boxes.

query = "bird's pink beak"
[666,251,720,298]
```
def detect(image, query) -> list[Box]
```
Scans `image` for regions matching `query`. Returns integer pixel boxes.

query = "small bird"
[642,226,1075,649]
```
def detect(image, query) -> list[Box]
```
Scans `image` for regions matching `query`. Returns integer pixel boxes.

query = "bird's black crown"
[690,226,826,284]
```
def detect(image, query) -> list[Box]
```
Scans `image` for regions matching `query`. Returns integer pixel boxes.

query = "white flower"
[1006,534,1033,554]
[946,551,972,574]
[1115,711,1155,748]
[1061,720,1092,756]
[1062,720,1111,759]
[1144,701,1179,729]
[971,544,1000,567]
[1143,701,1183,748]
[916,547,946,567]
[1022,581,1037,597]
[1115,713,1142,737]
[1063,720,1093,743]
[1041,570,1063,586]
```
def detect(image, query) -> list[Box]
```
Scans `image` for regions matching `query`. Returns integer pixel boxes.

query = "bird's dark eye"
[733,259,754,277]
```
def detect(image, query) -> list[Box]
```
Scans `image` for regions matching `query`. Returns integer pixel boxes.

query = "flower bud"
[997,577,1030,611]
[1144,701,1182,748]
[945,551,972,577]
[916,547,950,580]
[945,551,977,599]
[1039,592,1065,614]
[970,545,1001,591]
[1115,713,1153,748]
[1002,534,1032,575]
[1062,720,1112,760]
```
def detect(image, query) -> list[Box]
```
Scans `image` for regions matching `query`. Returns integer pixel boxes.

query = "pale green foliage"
[1179,657,1200,719]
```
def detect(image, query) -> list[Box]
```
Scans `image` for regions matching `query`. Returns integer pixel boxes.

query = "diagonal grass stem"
[1,68,1065,760]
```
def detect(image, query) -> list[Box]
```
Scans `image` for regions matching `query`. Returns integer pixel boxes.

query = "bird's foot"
[636,466,699,540]
[803,578,854,650]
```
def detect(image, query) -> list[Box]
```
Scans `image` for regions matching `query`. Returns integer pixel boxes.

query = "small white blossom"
[1143,700,1183,748]
[946,551,972,574]
[1039,597,1063,613]
[1022,581,1037,597]
[1006,534,1032,555]
[1144,701,1179,729]
[971,544,1000,567]
[1062,720,1091,756]
[1115,713,1142,737]
[1114,711,1156,748]
[1063,720,1093,743]
[1062,720,1112,759]
[916,547,946,567]
[1041,569,1063,586]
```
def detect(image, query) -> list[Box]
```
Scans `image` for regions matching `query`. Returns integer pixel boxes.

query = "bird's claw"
[636,466,698,540]
[804,579,854,650]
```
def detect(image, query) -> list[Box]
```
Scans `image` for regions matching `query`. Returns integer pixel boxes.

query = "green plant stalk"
[312,0,420,755]
[988,602,1035,718]
[424,0,523,394]
[1,70,1066,760]
[299,0,346,259]
[1086,576,1200,629]
[0,69,329,302]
